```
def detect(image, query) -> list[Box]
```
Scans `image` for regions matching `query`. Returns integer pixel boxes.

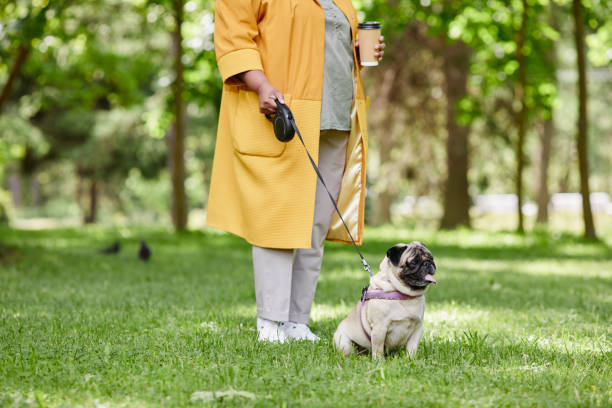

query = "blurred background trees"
[0,0,610,238]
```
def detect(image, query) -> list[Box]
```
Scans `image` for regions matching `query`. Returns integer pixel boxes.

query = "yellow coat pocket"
[232,90,291,157]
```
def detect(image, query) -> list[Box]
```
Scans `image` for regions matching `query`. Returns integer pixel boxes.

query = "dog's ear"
[386,244,408,267]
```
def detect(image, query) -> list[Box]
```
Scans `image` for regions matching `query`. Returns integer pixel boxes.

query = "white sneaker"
[279,321,320,341]
[257,317,287,343]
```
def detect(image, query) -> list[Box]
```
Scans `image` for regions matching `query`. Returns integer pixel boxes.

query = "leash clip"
[362,258,371,277]
[361,285,369,302]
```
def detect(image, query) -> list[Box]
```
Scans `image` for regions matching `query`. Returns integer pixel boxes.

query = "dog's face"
[385,242,437,290]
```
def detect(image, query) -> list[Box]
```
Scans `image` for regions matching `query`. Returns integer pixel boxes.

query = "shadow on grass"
[3,226,611,318]
[3,226,611,408]
[194,312,609,371]
[316,266,612,317]
[327,232,612,263]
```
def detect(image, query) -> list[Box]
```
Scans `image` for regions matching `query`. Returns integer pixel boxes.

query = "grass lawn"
[0,225,611,407]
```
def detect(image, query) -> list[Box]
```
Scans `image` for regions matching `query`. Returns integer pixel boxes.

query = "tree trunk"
[369,27,410,225]
[514,0,528,233]
[372,182,393,225]
[0,44,30,114]
[572,0,596,239]
[371,83,396,225]
[169,0,187,231]
[536,4,559,226]
[84,179,98,224]
[440,40,471,229]
[535,118,553,224]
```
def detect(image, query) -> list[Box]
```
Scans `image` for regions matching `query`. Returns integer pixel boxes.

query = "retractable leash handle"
[265,101,294,142]
[266,99,372,277]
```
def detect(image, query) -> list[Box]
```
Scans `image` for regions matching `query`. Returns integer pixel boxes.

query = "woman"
[207,0,385,342]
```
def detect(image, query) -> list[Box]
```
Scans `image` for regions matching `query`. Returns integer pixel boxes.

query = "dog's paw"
[406,346,419,359]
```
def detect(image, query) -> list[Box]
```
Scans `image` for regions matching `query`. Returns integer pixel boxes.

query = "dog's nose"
[422,260,431,268]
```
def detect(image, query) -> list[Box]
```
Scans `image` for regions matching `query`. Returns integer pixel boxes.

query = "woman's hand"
[355,35,386,62]
[256,82,285,115]
[374,35,386,62]
[237,70,285,115]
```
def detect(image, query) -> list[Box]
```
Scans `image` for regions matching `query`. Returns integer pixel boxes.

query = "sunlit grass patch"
[0,225,611,407]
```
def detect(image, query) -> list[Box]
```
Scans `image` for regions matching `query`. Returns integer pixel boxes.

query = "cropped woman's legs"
[252,246,294,322]
[252,129,349,325]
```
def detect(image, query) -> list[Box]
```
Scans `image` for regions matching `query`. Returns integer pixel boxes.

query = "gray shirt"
[319,0,354,131]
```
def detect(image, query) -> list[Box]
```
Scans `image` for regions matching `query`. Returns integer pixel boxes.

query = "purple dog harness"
[359,288,423,343]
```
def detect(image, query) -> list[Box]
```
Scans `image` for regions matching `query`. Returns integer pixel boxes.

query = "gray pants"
[253,129,349,324]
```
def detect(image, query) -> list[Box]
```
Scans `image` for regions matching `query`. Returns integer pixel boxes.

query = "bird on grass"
[101,241,120,254]
[139,240,151,261]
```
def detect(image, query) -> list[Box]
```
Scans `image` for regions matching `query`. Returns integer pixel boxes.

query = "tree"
[535,118,554,224]
[168,0,188,231]
[535,3,560,226]
[0,1,76,113]
[413,1,475,229]
[361,2,447,226]
[364,1,475,228]
[571,0,596,239]
[514,0,528,233]
[2,0,169,222]
[439,38,471,229]
[0,3,46,113]
[0,116,49,222]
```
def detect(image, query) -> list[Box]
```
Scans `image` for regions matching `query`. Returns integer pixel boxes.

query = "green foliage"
[70,112,165,189]
[0,0,53,47]
[587,20,612,66]
[361,0,605,124]
[18,1,164,111]
[0,114,48,163]
[0,0,222,222]
[119,168,172,223]
[359,0,610,203]
[0,113,49,224]
[0,0,610,227]
[0,187,12,223]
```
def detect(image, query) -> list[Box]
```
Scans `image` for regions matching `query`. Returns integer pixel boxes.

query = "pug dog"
[333,242,437,359]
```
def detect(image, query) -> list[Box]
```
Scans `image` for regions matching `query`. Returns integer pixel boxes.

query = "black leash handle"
[284,106,372,277]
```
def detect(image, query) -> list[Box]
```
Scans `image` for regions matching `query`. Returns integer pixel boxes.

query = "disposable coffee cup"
[358,21,382,66]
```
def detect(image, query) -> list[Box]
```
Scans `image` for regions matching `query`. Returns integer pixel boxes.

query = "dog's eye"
[410,258,419,266]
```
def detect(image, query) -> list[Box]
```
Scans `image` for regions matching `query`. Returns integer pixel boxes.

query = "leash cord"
[288,114,372,277]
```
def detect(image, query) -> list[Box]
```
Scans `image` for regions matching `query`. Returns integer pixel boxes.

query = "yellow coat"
[206,0,369,249]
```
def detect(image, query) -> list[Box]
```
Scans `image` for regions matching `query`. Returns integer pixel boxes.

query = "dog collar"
[362,289,422,301]
[359,287,423,343]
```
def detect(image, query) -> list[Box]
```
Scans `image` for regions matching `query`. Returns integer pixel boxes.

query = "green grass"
[0,225,611,407]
